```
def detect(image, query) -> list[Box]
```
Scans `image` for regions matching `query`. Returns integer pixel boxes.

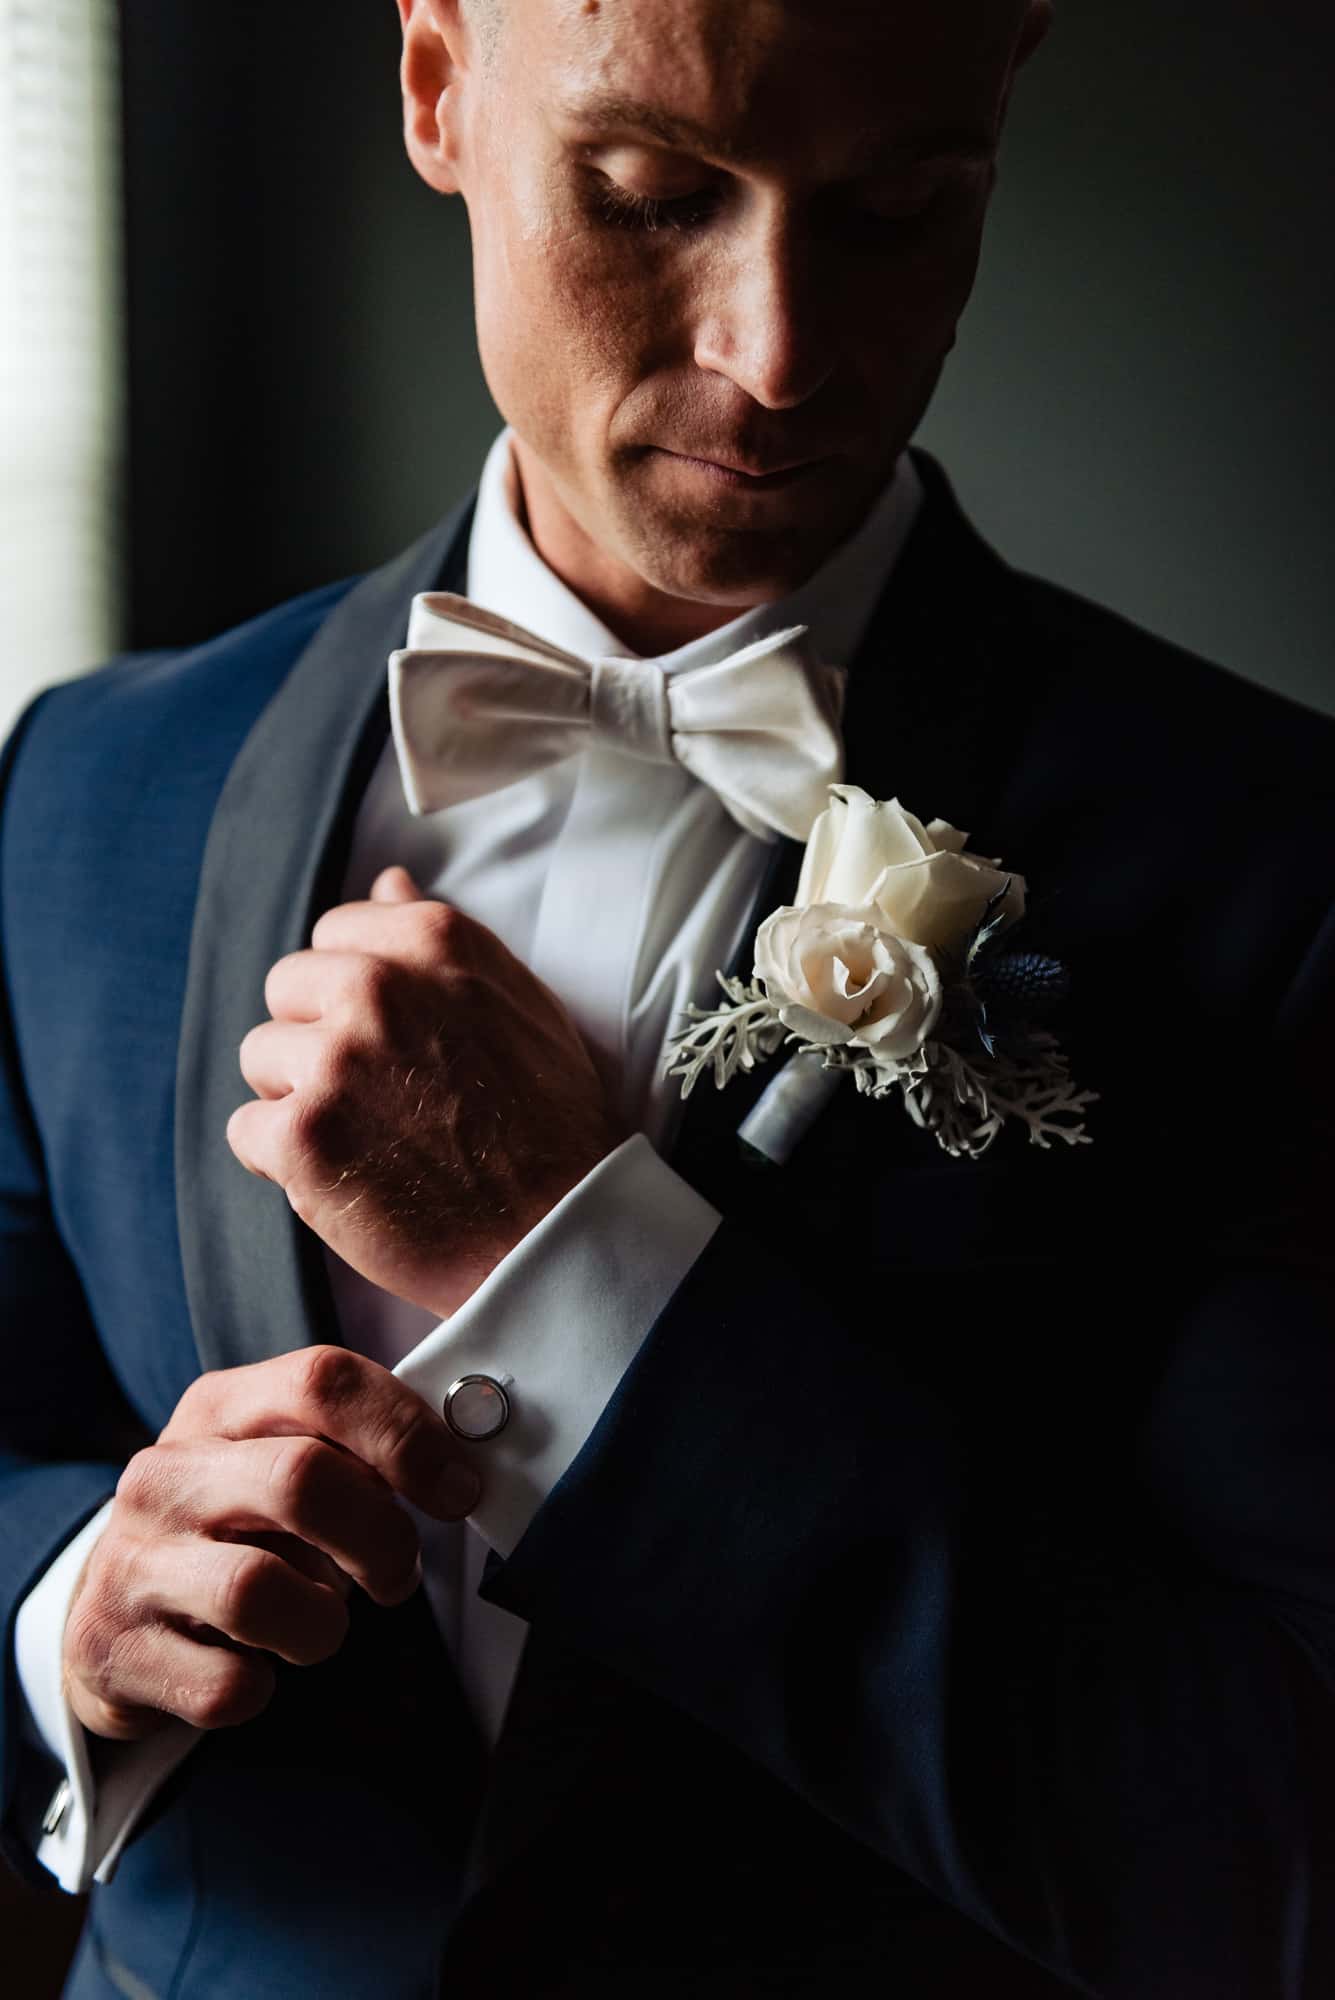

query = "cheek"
[847,222,987,415]
[875,216,988,335]
[556,242,666,373]
[470,199,677,452]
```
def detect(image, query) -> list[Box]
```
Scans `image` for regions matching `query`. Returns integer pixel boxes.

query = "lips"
[701,454,818,477]
[672,450,822,478]
[654,447,831,492]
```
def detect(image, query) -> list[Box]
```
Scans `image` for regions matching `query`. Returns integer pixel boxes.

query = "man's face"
[407,0,1041,620]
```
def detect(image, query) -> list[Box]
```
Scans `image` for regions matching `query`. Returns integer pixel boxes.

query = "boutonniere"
[665,785,1097,1160]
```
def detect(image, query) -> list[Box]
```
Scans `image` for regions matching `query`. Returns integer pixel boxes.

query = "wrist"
[425,1136,622,1319]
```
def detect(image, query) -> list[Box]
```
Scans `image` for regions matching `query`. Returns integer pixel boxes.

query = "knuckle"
[115,1446,166,1517]
[368,1395,440,1500]
[187,1654,276,1732]
[65,1597,119,1688]
[342,956,395,1026]
[417,900,465,958]
[295,1343,366,1419]
[106,1625,160,1704]
[107,1534,155,1616]
[285,1178,323,1231]
[237,1022,265,1074]
[263,953,299,1015]
[266,1435,329,1526]
[166,1369,221,1437]
[286,1091,342,1165]
[308,1029,361,1097]
[216,1546,283,1640]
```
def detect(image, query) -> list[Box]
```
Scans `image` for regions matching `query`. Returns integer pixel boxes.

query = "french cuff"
[14,1497,203,1893]
[393,1132,721,1558]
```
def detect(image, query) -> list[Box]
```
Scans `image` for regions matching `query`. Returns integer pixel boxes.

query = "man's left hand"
[228,866,623,1317]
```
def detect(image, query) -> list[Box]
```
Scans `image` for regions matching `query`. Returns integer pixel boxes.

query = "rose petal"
[811,795,927,907]
[924,817,969,854]
[890,801,938,853]
[796,920,877,1024]
[855,976,942,1058]
[794,792,848,905]
[830,946,883,1008]
[753,906,803,993]
[868,850,1023,954]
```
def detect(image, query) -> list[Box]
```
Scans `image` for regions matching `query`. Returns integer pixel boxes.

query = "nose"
[692,205,837,411]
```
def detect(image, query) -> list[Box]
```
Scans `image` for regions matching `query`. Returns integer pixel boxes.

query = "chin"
[627,520,844,608]
[629,552,798,614]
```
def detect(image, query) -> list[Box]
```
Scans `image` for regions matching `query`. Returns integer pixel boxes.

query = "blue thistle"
[970,950,1070,1057]
[950,876,1072,1057]
[975,951,1070,1014]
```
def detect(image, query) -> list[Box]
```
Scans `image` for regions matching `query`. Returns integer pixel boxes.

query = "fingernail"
[434,1463,481,1519]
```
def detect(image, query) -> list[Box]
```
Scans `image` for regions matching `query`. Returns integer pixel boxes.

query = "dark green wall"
[120,1,1333,714]
[919,0,1335,715]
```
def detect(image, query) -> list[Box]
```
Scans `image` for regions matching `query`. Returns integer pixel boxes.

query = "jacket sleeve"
[0,694,154,1890]
[477,891,1335,1999]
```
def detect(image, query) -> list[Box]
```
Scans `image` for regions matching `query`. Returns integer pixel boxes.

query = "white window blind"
[0,0,123,740]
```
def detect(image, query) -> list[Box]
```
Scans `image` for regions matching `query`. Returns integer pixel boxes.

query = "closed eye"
[588,177,721,233]
[827,184,963,242]
[586,173,964,242]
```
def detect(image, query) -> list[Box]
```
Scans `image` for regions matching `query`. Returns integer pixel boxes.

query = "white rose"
[796,784,1025,957]
[754,903,942,1061]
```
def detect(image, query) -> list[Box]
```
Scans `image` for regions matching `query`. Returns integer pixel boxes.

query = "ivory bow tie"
[387,592,846,842]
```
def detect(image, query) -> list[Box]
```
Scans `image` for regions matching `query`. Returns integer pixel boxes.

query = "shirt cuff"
[13,1497,203,1893]
[393,1132,721,1557]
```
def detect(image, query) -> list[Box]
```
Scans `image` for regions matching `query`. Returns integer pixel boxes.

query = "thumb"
[369,864,423,905]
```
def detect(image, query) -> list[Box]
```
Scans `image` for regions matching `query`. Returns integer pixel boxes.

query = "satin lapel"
[174,498,475,1375]
[668,445,1014,1189]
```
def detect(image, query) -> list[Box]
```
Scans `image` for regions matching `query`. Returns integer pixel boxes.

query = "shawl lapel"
[173,497,475,1375]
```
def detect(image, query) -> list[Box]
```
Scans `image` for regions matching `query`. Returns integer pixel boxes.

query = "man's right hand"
[61,1346,481,1741]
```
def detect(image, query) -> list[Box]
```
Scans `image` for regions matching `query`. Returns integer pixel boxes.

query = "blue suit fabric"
[2,453,1334,1998]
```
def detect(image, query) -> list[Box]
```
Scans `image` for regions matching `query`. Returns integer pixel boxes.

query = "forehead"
[533,0,1018,171]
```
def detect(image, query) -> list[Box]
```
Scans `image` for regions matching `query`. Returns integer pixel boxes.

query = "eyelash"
[588,175,953,240]
[590,179,721,233]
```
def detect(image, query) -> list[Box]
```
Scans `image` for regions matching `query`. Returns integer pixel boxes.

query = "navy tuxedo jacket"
[2,450,1334,1999]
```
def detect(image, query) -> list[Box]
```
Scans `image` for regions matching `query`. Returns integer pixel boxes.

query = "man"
[3,0,1333,1993]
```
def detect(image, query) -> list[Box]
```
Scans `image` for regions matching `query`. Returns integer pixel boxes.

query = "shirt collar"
[463,425,923,679]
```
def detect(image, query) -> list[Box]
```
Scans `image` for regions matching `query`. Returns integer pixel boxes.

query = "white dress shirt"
[15,426,923,1892]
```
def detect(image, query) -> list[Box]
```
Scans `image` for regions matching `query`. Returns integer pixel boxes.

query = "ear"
[1012,0,1054,74]
[995,1,1052,133]
[395,0,470,196]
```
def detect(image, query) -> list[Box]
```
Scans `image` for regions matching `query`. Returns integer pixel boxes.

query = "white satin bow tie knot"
[388,592,846,842]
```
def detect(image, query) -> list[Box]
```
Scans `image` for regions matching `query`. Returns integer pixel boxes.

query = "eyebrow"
[558,92,997,175]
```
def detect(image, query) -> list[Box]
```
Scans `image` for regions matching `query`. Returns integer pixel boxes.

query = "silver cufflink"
[42,1777,72,1837]
[442,1374,511,1442]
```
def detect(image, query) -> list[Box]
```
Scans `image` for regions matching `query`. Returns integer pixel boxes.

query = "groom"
[5,1,1335,1994]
